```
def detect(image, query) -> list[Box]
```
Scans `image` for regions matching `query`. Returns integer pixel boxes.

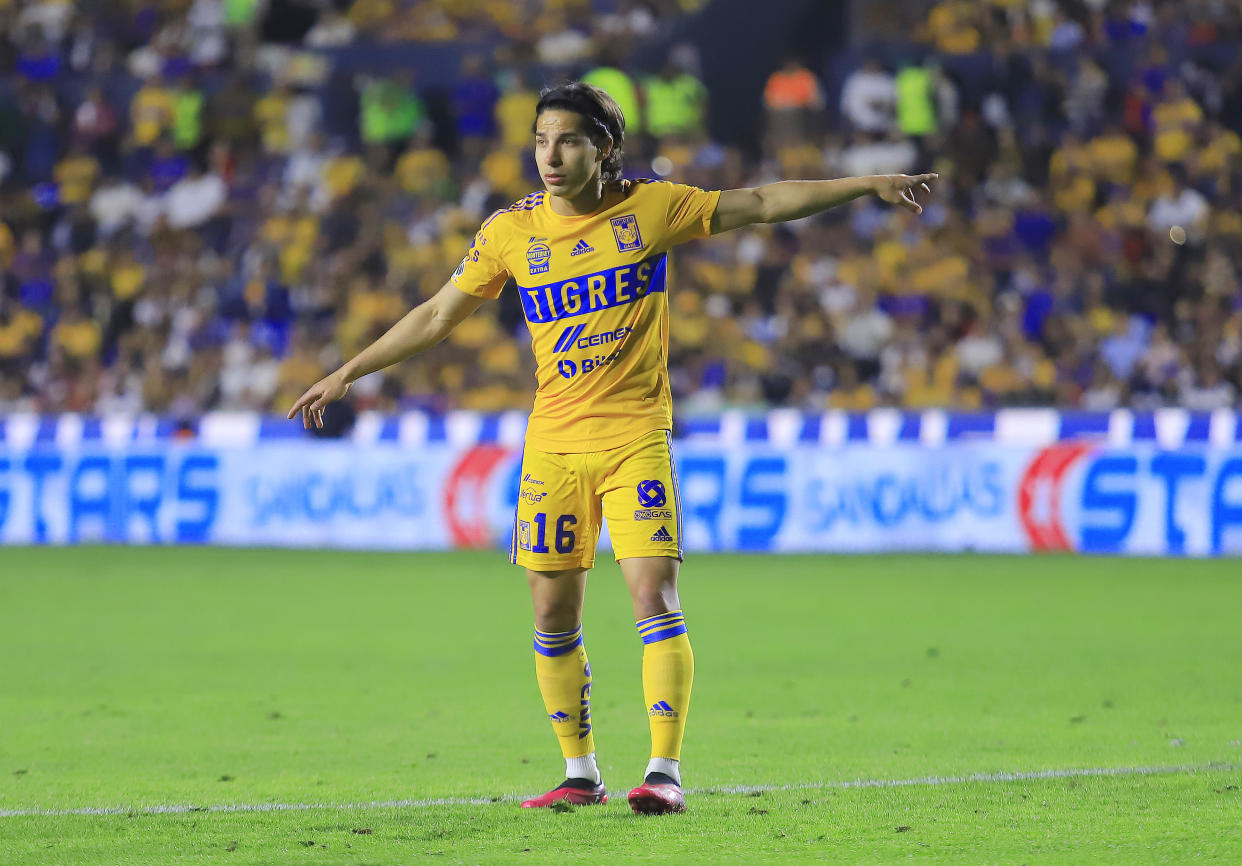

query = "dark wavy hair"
[533,82,626,184]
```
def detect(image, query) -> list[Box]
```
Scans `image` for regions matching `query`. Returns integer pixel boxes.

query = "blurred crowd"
[2,0,1242,419]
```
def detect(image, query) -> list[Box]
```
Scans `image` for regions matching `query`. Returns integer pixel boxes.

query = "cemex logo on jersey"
[570,239,594,256]
[553,324,632,353]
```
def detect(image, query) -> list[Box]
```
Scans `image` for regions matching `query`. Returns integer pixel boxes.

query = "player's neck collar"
[545,184,614,220]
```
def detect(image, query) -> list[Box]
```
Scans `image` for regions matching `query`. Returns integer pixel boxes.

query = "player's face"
[534,110,608,197]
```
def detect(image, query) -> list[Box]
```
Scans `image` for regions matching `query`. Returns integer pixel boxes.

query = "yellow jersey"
[451,179,720,452]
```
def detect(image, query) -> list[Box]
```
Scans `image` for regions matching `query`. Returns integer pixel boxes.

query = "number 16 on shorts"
[518,513,577,554]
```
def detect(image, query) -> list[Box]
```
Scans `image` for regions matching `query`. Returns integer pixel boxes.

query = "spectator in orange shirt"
[763,57,825,144]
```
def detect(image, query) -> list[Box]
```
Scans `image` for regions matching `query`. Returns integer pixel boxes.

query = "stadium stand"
[1,0,1240,422]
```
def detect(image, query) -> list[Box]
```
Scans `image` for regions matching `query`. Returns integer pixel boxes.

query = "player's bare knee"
[619,556,680,619]
[531,596,583,632]
[627,575,680,620]
[527,567,586,631]
[631,586,680,620]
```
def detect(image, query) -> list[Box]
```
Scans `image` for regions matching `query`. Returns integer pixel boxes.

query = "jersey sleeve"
[450,212,511,299]
[663,181,722,247]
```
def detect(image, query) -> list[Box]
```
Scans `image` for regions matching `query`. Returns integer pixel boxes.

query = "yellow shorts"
[509,428,683,571]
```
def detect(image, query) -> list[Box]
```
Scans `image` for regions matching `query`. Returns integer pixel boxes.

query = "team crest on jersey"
[610,214,644,252]
[527,239,551,275]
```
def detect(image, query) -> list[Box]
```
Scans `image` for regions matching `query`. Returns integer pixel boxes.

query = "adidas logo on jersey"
[648,701,678,718]
[650,525,674,542]
[570,239,594,256]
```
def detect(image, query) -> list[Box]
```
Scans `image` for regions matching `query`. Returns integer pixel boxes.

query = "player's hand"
[287,372,352,429]
[872,173,938,215]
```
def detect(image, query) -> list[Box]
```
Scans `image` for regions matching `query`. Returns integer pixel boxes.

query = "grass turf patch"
[1,548,1240,863]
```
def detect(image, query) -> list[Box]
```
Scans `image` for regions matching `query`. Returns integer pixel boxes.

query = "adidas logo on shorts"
[649,525,674,542]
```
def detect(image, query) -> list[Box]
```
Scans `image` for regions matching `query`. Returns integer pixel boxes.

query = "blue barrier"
[2,415,1242,556]
[1,409,1240,448]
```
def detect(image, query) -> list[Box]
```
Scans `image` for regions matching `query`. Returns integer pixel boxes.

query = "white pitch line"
[1,762,1236,819]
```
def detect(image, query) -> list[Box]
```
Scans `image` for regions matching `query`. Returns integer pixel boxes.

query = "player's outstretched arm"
[709,173,937,234]
[287,281,486,429]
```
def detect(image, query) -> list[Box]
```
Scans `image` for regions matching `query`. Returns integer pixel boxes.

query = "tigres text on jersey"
[451,180,720,452]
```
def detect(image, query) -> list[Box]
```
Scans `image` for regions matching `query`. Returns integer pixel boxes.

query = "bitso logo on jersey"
[526,239,551,275]
[570,238,594,256]
[610,214,644,251]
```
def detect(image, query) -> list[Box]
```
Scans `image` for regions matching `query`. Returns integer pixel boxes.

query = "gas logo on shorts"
[637,480,667,508]
[634,479,672,520]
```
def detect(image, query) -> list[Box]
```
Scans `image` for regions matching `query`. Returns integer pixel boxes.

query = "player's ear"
[596,135,613,165]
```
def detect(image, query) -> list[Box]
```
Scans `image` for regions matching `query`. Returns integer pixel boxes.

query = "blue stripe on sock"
[535,637,581,650]
[533,634,584,656]
[638,621,684,638]
[636,610,683,628]
[637,613,683,633]
[535,627,582,641]
[640,623,688,645]
[638,615,682,630]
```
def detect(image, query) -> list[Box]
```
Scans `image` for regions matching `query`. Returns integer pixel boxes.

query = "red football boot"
[520,779,608,808]
[627,778,686,814]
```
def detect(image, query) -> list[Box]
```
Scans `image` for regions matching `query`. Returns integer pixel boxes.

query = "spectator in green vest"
[895,63,937,138]
[173,76,204,152]
[224,0,261,28]
[581,65,642,135]
[643,61,708,139]
[359,71,427,148]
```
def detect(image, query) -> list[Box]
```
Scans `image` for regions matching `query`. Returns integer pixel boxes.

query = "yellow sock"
[533,626,595,760]
[636,610,694,760]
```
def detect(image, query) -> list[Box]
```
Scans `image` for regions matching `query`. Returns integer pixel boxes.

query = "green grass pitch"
[1,548,1239,864]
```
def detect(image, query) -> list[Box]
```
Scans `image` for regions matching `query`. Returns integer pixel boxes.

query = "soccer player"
[288,82,934,814]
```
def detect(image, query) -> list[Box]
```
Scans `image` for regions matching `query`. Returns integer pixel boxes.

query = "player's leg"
[526,566,603,792]
[621,555,692,813]
[599,429,691,813]
[512,446,606,808]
